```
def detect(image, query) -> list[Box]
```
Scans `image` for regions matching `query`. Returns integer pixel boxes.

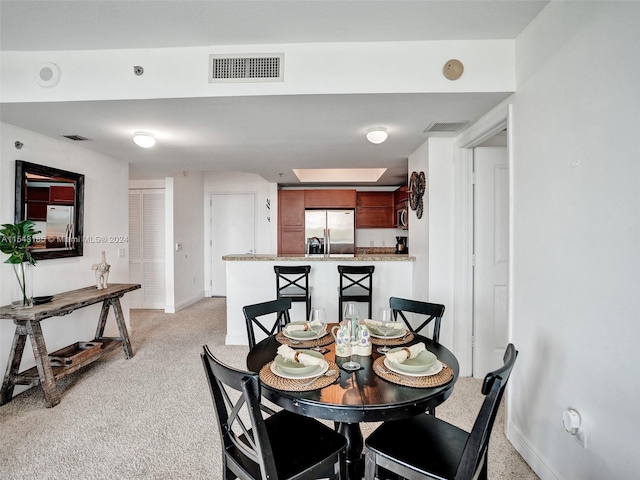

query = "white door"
[473,147,509,378]
[210,193,255,296]
[129,189,166,309]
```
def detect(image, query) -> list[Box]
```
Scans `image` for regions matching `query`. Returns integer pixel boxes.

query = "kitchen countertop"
[222,253,415,261]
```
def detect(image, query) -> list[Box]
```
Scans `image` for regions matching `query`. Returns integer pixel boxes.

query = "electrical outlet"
[117,248,126,258]
[369,241,374,246]
[382,241,386,247]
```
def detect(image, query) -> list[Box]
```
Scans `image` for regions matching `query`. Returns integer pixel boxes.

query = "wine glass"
[376,307,394,354]
[342,302,361,371]
[308,307,327,351]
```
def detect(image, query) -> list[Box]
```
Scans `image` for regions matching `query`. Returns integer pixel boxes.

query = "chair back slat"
[389,297,445,342]
[243,298,292,349]
[275,265,312,319]
[455,343,518,479]
[201,346,279,479]
[338,265,375,320]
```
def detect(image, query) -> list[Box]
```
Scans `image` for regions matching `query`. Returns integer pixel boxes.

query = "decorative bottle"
[355,321,372,356]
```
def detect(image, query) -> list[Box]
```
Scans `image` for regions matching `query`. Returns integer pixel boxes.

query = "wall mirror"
[14,160,84,260]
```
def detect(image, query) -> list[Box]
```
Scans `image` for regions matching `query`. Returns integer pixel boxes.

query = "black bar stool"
[274,265,312,320]
[338,265,375,320]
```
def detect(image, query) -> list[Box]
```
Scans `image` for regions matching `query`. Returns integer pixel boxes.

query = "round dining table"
[246,330,459,480]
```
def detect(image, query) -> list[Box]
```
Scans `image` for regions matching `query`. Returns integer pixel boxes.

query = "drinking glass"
[308,307,327,351]
[376,307,394,354]
[342,302,361,370]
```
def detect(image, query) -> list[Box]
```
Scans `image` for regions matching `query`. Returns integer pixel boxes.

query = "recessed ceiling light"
[366,127,388,144]
[133,132,156,148]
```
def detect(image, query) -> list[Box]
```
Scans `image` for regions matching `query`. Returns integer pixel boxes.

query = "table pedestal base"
[337,422,364,480]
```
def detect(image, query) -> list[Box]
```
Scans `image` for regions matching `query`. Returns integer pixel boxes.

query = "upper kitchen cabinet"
[278,190,305,254]
[355,191,394,228]
[305,190,356,209]
[394,185,409,205]
[279,190,305,226]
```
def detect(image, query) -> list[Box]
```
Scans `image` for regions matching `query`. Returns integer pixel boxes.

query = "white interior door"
[129,189,166,309]
[473,147,509,378]
[210,193,256,296]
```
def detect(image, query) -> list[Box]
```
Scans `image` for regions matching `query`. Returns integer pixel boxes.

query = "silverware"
[302,369,336,387]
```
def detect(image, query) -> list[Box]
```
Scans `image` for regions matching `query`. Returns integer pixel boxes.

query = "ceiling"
[0,1,548,184]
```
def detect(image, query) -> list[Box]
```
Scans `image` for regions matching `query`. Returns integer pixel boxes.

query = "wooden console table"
[0,283,140,407]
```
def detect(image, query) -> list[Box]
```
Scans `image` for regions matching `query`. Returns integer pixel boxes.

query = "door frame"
[453,103,513,376]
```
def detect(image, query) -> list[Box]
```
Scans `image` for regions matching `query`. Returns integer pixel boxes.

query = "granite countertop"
[222,253,415,261]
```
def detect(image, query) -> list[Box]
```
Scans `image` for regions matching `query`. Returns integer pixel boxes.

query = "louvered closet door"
[129,189,166,309]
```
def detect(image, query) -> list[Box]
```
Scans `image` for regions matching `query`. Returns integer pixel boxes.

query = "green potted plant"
[0,220,40,309]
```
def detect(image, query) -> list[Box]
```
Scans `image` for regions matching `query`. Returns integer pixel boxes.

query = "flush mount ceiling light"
[366,127,388,144]
[133,132,156,148]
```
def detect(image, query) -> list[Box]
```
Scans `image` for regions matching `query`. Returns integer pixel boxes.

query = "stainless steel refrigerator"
[305,209,355,256]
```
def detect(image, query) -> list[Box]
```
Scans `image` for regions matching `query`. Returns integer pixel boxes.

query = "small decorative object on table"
[355,320,372,356]
[91,250,110,289]
[0,220,40,309]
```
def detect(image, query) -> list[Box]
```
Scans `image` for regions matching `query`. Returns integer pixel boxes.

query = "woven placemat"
[369,332,414,346]
[275,331,334,348]
[259,360,339,392]
[372,356,453,388]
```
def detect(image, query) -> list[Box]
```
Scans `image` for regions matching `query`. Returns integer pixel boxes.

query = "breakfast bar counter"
[223,254,415,345]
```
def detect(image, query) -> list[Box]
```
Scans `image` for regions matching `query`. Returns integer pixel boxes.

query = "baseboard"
[166,291,205,314]
[507,421,563,480]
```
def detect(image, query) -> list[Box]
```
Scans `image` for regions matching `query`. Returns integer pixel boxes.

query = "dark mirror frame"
[14,160,85,260]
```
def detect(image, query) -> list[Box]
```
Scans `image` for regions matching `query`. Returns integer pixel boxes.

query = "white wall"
[507,2,640,479]
[0,122,130,397]
[408,141,430,300]
[407,138,456,351]
[166,171,205,312]
[1,40,514,103]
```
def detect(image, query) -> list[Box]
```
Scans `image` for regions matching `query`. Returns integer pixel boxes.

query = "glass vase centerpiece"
[0,220,40,309]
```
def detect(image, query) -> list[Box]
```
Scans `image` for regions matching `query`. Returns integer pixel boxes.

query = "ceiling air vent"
[423,122,469,137]
[209,53,284,83]
[61,134,90,141]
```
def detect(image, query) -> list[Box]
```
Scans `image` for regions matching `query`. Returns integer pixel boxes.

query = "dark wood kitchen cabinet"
[278,190,305,254]
[49,185,75,205]
[356,192,394,228]
[305,189,356,209]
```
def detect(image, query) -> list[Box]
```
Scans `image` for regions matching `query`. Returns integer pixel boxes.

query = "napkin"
[385,343,426,364]
[284,320,322,333]
[277,345,326,367]
[364,319,405,331]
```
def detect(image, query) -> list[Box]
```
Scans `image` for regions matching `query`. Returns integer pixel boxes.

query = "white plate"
[383,358,443,377]
[283,322,326,340]
[368,328,406,339]
[270,360,329,380]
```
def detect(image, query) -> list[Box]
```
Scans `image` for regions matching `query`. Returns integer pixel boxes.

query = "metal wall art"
[409,171,426,219]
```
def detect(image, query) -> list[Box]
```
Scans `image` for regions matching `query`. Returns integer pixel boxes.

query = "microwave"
[396,203,408,229]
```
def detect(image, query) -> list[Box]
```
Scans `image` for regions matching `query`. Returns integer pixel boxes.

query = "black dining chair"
[389,297,445,343]
[243,298,292,350]
[364,343,518,480]
[201,346,347,480]
[274,265,312,320]
[338,265,375,320]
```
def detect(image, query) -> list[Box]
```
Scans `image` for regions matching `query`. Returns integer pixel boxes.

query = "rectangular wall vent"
[209,53,284,83]
[423,122,469,136]
[62,135,90,141]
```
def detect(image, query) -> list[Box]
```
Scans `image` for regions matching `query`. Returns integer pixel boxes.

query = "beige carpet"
[0,298,537,479]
